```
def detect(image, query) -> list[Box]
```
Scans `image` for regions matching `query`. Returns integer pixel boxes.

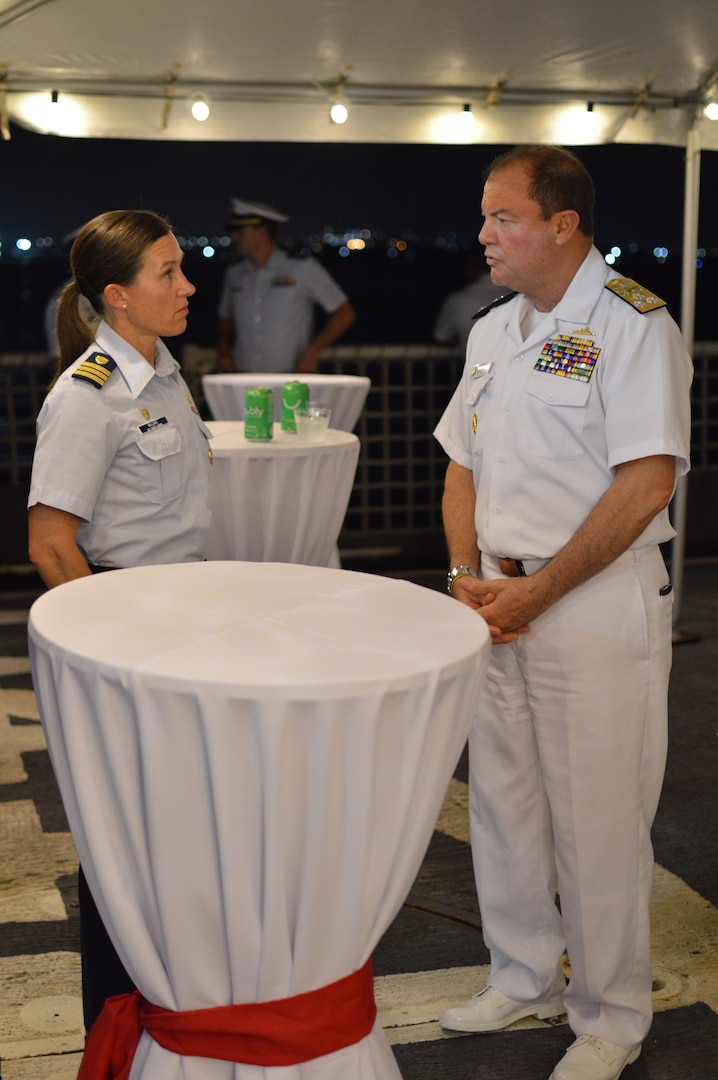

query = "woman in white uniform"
[28,209,213,1031]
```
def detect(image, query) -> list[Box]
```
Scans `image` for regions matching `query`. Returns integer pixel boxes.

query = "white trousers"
[469,546,673,1049]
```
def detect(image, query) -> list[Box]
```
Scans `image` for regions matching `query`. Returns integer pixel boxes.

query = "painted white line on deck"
[372,778,718,1047]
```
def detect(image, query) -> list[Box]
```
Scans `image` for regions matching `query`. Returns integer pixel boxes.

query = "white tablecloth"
[29,561,490,1080]
[202,374,371,432]
[206,422,359,566]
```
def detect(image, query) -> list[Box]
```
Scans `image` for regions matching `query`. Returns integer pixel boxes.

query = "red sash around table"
[78,957,376,1080]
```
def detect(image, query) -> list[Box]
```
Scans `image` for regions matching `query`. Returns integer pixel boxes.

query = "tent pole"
[672,123,701,629]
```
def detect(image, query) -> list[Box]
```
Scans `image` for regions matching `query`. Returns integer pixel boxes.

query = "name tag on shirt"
[139,416,168,433]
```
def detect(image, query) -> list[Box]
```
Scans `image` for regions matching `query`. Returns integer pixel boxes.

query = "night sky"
[2,122,717,252]
[2,123,718,346]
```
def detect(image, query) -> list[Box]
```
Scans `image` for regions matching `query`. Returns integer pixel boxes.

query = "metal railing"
[0,352,52,484]
[320,345,463,546]
[690,341,718,471]
[3,342,718,561]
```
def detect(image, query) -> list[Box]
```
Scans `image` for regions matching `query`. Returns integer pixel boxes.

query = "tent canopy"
[1,0,718,146]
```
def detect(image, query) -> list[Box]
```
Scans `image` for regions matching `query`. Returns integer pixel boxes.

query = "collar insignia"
[472,291,518,320]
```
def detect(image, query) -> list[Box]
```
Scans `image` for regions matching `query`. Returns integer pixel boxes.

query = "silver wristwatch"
[447,565,478,594]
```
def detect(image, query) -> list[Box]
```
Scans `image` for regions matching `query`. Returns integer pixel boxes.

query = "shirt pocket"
[134,424,184,503]
[522,372,590,460]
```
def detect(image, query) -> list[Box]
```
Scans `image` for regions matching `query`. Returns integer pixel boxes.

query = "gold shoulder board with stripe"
[72,352,117,388]
[605,277,667,313]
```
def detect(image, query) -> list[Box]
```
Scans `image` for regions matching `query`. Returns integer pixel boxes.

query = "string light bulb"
[330,100,348,124]
[191,95,210,122]
[329,75,349,124]
[457,101,475,136]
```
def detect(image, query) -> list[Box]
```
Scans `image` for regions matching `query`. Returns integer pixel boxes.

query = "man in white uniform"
[435,146,692,1080]
[433,248,506,353]
[217,198,355,373]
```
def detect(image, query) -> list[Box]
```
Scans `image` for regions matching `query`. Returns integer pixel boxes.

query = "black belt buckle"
[514,559,527,577]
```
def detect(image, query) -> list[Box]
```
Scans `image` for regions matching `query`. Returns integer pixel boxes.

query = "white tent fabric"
[1,0,717,147]
[2,0,710,612]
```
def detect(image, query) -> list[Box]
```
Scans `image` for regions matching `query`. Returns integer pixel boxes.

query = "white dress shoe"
[549,1035,641,1079]
[440,984,566,1033]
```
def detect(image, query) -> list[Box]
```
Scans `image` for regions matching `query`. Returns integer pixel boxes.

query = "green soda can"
[281,380,309,432]
[244,386,274,441]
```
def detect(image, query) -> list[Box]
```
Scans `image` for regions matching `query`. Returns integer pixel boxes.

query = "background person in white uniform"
[435,146,692,1080]
[28,209,213,1030]
[216,197,356,374]
[432,246,506,353]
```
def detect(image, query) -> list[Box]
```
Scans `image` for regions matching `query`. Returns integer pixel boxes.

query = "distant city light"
[5,226,718,270]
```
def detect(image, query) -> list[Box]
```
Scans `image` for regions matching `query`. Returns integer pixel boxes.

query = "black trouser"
[78,865,135,1031]
[80,563,135,1032]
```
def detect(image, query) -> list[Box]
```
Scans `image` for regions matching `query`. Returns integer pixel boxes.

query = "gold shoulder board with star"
[605,278,667,313]
[72,352,117,388]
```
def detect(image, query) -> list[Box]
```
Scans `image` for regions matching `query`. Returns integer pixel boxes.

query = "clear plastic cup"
[295,405,331,442]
